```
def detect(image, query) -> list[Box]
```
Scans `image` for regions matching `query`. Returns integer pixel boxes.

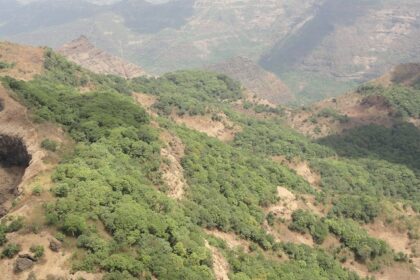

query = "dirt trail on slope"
[205,229,251,252]
[265,187,298,220]
[205,241,230,280]
[173,113,242,142]
[133,92,158,117]
[273,156,321,189]
[160,131,187,200]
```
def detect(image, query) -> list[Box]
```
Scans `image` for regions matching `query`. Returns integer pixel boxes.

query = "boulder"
[49,238,62,252]
[14,257,34,273]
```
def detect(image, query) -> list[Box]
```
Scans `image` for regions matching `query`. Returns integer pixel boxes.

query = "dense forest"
[0,50,419,279]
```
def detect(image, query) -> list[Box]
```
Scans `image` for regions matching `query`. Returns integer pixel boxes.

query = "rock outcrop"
[58,36,147,79]
[14,257,34,273]
[206,57,293,104]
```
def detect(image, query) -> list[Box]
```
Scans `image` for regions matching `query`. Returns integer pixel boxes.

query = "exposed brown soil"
[206,56,293,104]
[205,229,251,253]
[58,36,147,79]
[267,222,314,247]
[133,92,158,116]
[365,220,420,273]
[265,187,299,221]
[287,92,397,139]
[134,92,242,142]
[173,113,241,142]
[389,63,420,87]
[273,156,321,189]
[159,131,187,200]
[0,230,102,280]
[0,85,70,213]
[0,42,44,81]
[205,241,230,280]
[263,186,315,246]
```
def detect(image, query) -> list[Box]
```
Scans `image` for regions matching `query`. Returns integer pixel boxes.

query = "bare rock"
[14,257,34,273]
[58,36,147,79]
[19,253,37,262]
[49,238,62,252]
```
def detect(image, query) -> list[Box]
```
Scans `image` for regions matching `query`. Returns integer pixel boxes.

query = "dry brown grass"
[172,113,241,142]
[159,131,187,200]
[205,241,230,280]
[0,41,44,81]
[287,92,396,139]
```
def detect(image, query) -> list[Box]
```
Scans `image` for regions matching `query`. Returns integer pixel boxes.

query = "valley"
[0,40,418,279]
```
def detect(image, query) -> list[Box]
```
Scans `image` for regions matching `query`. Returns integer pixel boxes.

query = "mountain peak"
[58,35,147,79]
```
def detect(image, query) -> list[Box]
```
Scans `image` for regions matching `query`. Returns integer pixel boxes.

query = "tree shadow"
[317,123,420,172]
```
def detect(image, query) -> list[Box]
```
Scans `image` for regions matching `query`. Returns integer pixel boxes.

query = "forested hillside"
[0,44,419,280]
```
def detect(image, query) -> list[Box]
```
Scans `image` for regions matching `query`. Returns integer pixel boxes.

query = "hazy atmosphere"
[0,1,419,279]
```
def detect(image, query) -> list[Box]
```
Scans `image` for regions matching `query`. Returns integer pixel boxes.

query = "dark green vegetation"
[0,61,14,69]
[289,210,328,244]
[326,219,389,263]
[357,84,420,118]
[318,124,420,171]
[41,139,58,152]
[233,119,334,160]
[1,243,21,259]
[328,195,380,224]
[175,125,310,249]
[311,158,420,203]
[207,235,360,280]
[288,210,391,264]
[0,51,370,279]
[391,63,420,89]
[3,57,215,279]
[130,70,242,116]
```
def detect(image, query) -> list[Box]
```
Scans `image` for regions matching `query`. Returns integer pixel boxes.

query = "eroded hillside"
[58,35,147,79]
[287,64,420,138]
[0,42,418,280]
[206,57,293,104]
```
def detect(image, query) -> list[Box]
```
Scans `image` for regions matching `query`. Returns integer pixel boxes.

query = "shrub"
[1,243,21,258]
[329,195,380,223]
[30,245,45,260]
[289,210,328,244]
[41,139,58,152]
[0,61,14,69]
[6,217,25,233]
[61,215,87,237]
[0,225,7,245]
[32,185,43,196]
[326,219,389,262]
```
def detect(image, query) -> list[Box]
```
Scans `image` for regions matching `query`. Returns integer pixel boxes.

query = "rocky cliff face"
[57,35,147,79]
[206,57,293,104]
[262,0,420,82]
[2,0,320,73]
[3,0,420,101]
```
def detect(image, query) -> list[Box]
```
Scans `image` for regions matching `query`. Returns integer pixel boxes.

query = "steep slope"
[2,0,420,103]
[288,64,420,138]
[1,0,320,73]
[0,41,45,80]
[262,0,420,101]
[0,42,419,280]
[58,35,147,79]
[206,57,293,104]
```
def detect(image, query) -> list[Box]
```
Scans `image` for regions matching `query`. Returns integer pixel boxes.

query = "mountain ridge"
[57,35,147,79]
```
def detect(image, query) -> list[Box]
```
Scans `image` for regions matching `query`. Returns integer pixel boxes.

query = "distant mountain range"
[1,0,420,102]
